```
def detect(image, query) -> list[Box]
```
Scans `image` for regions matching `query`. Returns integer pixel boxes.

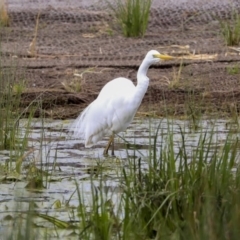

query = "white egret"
[70,50,174,156]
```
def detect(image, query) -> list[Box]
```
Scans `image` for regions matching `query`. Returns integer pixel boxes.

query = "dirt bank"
[1,6,240,119]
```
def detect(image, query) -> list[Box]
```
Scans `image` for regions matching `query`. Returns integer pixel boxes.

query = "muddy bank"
[1,5,240,119]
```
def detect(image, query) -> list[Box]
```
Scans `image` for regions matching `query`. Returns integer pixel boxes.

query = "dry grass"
[0,0,10,27]
[176,53,217,60]
[158,45,217,61]
[28,12,41,57]
[168,60,183,88]
[61,67,110,93]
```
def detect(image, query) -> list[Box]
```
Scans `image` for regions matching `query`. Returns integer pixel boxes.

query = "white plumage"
[70,50,174,156]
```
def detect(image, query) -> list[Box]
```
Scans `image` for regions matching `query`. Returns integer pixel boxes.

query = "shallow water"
[0,117,238,238]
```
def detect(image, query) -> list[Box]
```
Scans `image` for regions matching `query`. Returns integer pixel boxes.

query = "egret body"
[70,50,173,156]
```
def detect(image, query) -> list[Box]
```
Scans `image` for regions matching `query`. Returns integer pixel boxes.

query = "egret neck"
[133,60,151,107]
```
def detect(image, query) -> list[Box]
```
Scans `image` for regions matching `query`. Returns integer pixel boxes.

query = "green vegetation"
[0,53,37,178]
[9,120,238,240]
[121,127,240,239]
[185,91,203,131]
[0,68,28,151]
[220,12,240,46]
[106,0,152,37]
[74,125,240,239]
[227,64,240,75]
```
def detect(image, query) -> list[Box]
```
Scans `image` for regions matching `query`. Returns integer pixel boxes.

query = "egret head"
[145,50,174,64]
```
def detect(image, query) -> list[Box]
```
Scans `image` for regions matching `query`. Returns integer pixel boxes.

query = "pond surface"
[0,117,238,239]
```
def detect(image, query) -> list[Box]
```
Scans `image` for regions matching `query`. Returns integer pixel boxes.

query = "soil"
[1,7,240,119]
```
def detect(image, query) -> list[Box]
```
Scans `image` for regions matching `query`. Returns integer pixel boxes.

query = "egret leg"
[103,134,114,156]
[111,134,115,156]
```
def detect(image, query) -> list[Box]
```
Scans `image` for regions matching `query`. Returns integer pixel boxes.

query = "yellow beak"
[153,53,174,60]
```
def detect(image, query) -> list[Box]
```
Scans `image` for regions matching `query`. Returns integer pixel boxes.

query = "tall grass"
[106,0,152,37]
[0,68,25,150]
[0,53,35,173]
[220,12,240,46]
[35,121,240,239]
[120,126,240,239]
[72,122,237,239]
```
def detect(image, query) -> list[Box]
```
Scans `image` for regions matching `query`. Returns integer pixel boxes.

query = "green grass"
[25,120,240,240]
[227,64,240,75]
[120,125,240,239]
[106,0,152,37]
[0,54,36,175]
[220,12,240,46]
[0,70,28,151]
[185,91,203,131]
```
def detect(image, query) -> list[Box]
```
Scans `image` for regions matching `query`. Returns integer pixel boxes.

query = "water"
[0,117,238,238]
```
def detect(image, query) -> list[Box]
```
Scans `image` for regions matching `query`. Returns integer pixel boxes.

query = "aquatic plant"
[120,125,240,239]
[73,122,240,239]
[4,119,240,240]
[0,69,29,152]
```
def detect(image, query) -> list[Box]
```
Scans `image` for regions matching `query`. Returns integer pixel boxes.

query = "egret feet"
[103,134,115,157]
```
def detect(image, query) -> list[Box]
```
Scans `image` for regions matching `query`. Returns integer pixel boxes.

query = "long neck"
[133,60,151,107]
[137,59,150,81]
